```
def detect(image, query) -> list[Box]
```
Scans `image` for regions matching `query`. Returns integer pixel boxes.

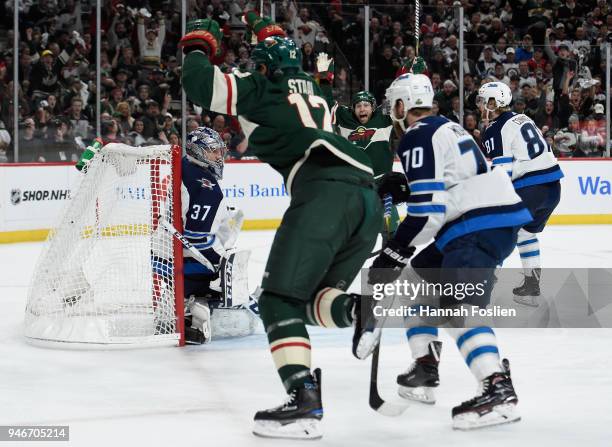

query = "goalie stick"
[158,217,216,273]
[158,216,260,318]
[368,195,410,416]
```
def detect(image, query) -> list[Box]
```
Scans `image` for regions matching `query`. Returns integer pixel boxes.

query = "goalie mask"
[186,127,227,180]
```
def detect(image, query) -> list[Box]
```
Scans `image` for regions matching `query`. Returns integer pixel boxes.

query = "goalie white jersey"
[394,115,532,250]
[482,112,564,189]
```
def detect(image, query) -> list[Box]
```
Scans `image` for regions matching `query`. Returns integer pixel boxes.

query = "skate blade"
[453,403,521,430]
[513,295,539,307]
[253,418,322,440]
[398,385,436,404]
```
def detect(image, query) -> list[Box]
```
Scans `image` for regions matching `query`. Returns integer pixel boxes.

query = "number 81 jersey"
[482,112,563,189]
[395,115,532,250]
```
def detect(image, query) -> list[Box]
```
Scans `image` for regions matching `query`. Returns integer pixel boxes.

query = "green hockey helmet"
[251,36,302,77]
[186,18,222,39]
[351,91,376,109]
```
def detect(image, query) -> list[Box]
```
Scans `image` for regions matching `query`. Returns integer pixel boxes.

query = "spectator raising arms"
[137,10,166,69]
[2,0,610,161]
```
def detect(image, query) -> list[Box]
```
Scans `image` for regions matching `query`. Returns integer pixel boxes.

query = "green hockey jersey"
[182,51,374,193]
[320,83,394,177]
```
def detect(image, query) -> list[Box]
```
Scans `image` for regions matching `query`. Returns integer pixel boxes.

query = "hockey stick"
[367,196,410,416]
[408,0,421,74]
[367,248,382,259]
[159,216,261,318]
[414,0,420,60]
[158,217,216,273]
[369,343,410,416]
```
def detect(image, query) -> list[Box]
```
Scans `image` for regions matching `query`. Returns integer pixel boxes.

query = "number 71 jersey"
[482,112,563,189]
[395,115,531,250]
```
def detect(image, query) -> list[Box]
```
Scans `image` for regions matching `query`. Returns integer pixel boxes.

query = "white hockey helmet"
[476,82,513,110]
[383,73,434,124]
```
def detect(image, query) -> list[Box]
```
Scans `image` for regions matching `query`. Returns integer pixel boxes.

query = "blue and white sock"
[517,229,540,275]
[446,327,502,381]
[406,326,438,359]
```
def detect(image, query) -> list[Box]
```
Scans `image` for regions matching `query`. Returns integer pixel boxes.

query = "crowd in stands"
[0,0,259,162]
[0,0,610,163]
[322,0,611,157]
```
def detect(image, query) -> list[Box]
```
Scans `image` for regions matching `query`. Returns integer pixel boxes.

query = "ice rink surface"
[1,226,612,446]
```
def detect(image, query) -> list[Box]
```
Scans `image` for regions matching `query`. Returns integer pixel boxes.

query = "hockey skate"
[397,341,442,404]
[351,294,381,360]
[253,369,323,440]
[452,359,520,430]
[513,268,541,307]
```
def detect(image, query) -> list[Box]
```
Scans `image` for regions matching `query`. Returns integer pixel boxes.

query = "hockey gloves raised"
[243,11,286,42]
[377,172,411,204]
[180,19,222,56]
[397,56,427,76]
[316,52,334,83]
[368,240,415,285]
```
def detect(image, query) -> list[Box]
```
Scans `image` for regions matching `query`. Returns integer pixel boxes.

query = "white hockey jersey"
[482,112,564,189]
[394,115,532,250]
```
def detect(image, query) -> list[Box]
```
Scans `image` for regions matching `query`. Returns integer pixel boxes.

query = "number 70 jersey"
[482,112,563,189]
[395,115,531,250]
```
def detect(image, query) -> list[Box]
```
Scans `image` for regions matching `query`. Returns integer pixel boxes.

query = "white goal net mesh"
[25,144,182,348]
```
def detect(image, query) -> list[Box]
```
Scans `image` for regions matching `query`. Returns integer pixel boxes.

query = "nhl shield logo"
[10,189,22,205]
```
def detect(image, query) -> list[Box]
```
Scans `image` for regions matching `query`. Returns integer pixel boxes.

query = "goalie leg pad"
[219,250,251,307]
[210,306,258,338]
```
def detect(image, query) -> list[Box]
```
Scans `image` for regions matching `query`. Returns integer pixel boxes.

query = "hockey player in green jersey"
[316,53,401,233]
[179,14,382,440]
[319,64,394,175]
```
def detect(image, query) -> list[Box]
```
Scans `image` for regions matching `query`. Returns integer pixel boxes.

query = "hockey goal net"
[25,144,185,348]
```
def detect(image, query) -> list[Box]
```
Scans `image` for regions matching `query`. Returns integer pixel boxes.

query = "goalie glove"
[377,172,411,204]
[179,19,222,56]
[242,11,286,42]
[316,52,334,82]
[368,240,415,285]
